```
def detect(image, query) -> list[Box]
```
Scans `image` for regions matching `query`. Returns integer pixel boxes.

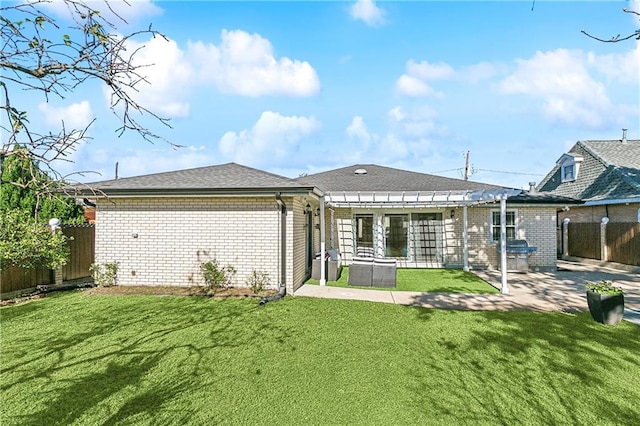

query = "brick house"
[76,162,572,293]
[536,131,640,264]
[297,165,572,274]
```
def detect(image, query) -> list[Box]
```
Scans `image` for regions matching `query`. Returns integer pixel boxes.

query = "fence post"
[600,217,609,261]
[562,218,570,258]
[54,269,63,286]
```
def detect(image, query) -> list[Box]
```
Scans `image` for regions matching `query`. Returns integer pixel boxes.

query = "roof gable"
[78,163,316,195]
[537,139,640,202]
[296,164,507,193]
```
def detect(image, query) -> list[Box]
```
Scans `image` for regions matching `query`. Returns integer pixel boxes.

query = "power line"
[476,169,544,176]
[430,168,463,174]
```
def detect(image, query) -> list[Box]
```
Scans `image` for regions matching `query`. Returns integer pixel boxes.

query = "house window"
[557,153,582,183]
[491,211,517,242]
[354,214,374,249]
[562,164,575,181]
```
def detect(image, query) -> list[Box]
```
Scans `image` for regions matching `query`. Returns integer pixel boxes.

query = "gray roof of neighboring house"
[295,164,507,193]
[507,192,582,205]
[75,163,318,196]
[537,139,640,202]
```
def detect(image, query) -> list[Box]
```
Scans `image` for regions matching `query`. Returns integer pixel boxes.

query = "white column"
[463,205,469,272]
[376,214,385,258]
[330,208,335,249]
[500,196,509,294]
[319,197,326,286]
[600,217,609,261]
[562,217,570,258]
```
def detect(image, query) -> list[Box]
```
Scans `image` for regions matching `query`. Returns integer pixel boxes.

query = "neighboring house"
[74,162,573,293]
[537,131,640,223]
[536,131,640,265]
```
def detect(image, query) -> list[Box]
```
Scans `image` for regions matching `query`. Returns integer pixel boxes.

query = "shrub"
[200,260,236,294]
[246,270,270,293]
[585,280,623,294]
[0,210,70,270]
[90,262,119,287]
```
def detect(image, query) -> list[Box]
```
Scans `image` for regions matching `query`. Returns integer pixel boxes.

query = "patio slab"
[293,260,640,325]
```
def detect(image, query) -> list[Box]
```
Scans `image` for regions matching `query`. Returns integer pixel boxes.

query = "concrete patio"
[293,260,640,325]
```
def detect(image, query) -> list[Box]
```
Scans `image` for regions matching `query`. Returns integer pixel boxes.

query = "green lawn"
[2,292,639,425]
[305,267,499,293]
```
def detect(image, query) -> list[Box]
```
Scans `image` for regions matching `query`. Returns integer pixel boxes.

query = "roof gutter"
[582,198,640,206]
[260,192,287,305]
[71,187,323,199]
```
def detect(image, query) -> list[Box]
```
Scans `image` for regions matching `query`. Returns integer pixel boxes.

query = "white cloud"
[38,101,94,129]
[499,49,614,129]
[587,41,640,84]
[349,0,385,27]
[219,111,321,167]
[189,29,321,97]
[343,107,450,165]
[346,116,372,143]
[103,28,319,119]
[115,36,192,117]
[406,60,455,81]
[395,60,454,97]
[395,75,438,97]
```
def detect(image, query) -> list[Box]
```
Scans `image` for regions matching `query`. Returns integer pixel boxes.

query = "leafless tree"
[1,0,173,193]
[581,6,640,43]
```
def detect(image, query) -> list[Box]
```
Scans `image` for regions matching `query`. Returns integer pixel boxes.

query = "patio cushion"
[348,257,373,286]
[372,258,397,288]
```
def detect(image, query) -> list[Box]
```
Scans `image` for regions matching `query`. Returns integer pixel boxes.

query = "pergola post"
[319,196,326,286]
[500,195,509,294]
[463,204,469,272]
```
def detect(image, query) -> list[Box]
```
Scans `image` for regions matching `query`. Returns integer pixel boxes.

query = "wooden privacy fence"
[1,267,53,293]
[62,224,95,281]
[567,222,600,260]
[1,224,95,296]
[606,223,640,266]
[566,221,640,266]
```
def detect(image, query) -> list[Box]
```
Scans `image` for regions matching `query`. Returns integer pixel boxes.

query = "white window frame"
[557,154,583,183]
[490,209,518,242]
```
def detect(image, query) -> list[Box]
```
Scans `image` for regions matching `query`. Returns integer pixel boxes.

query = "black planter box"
[586,290,624,325]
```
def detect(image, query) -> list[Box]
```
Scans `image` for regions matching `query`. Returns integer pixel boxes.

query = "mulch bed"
[1,285,276,306]
[84,285,273,298]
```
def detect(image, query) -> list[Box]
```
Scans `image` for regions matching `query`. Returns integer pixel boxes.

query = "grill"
[499,239,537,272]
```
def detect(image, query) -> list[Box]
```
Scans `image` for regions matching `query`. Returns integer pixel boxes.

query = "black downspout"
[260,193,287,305]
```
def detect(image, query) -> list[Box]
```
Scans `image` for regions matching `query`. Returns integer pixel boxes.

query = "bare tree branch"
[1,0,179,202]
[581,7,640,43]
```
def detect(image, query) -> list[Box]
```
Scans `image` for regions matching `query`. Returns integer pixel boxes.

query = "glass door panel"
[384,215,408,258]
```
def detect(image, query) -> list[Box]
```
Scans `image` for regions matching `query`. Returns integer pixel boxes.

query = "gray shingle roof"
[537,139,640,202]
[295,164,507,193]
[76,163,315,195]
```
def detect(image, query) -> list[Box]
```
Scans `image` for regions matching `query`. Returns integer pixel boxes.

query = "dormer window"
[562,164,575,181]
[556,153,583,183]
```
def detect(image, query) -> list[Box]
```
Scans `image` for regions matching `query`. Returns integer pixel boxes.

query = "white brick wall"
[95,197,284,288]
[467,205,557,270]
[330,205,558,271]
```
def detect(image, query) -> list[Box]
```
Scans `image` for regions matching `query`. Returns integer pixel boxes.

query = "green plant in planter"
[585,280,624,325]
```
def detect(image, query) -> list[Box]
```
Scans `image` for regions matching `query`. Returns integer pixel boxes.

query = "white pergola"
[317,188,522,294]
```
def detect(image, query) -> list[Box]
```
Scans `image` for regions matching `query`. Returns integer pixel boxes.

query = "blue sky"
[10,1,640,189]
